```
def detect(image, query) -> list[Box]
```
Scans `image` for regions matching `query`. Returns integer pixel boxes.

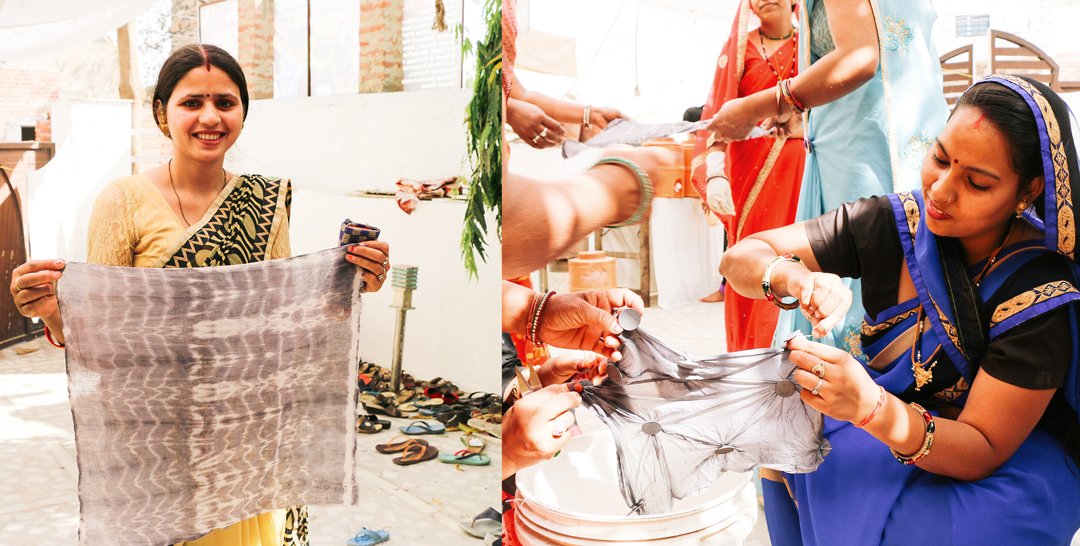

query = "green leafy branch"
[461,0,502,278]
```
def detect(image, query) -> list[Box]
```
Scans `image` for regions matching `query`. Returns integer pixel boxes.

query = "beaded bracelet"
[594,157,655,228]
[890,402,935,465]
[855,385,886,427]
[761,254,802,310]
[527,290,556,346]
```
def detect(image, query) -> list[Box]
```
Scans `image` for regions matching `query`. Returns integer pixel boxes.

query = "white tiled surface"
[0,338,498,545]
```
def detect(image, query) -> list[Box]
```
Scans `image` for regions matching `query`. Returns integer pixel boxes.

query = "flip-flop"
[346,527,390,546]
[436,410,471,430]
[393,443,439,465]
[356,414,390,434]
[461,433,487,453]
[400,420,446,435]
[439,449,491,466]
[362,401,401,418]
[375,436,429,454]
[414,396,444,408]
[460,507,502,538]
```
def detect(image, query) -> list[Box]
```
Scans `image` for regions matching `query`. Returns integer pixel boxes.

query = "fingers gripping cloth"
[578,326,830,515]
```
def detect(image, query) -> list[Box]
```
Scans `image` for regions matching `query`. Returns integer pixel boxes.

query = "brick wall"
[0,68,59,142]
[360,0,405,93]
[237,0,275,99]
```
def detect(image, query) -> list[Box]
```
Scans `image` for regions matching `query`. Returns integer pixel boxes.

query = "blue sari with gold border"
[772,76,1080,545]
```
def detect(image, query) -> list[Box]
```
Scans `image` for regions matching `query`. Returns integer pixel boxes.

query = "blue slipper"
[400,420,446,435]
[346,527,389,546]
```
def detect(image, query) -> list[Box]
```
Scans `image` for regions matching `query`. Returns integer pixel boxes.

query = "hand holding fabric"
[589,106,625,130]
[537,289,646,360]
[10,259,65,320]
[345,241,390,292]
[507,98,565,148]
[537,352,608,387]
[502,383,582,479]
[784,269,852,338]
[786,334,881,424]
[707,97,762,143]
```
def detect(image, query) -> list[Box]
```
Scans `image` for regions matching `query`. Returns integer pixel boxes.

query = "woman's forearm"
[518,89,586,125]
[720,237,813,301]
[42,313,64,345]
[502,280,534,333]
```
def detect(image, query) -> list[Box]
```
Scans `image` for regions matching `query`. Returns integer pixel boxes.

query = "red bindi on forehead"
[953,158,959,164]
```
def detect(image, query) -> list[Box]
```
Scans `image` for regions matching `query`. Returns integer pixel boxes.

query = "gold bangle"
[890,402,935,465]
[761,254,802,310]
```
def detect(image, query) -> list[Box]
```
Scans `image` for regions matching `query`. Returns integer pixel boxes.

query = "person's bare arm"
[503,147,673,278]
[709,0,880,138]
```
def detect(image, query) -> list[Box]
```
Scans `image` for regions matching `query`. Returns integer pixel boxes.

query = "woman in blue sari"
[721,75,1080,544]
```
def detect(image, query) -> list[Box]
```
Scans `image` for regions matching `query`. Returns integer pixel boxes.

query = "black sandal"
[357,414,391,433]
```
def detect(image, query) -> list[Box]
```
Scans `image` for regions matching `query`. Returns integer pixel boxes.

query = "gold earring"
[1015,201,1027,219]
[156,110,171,139]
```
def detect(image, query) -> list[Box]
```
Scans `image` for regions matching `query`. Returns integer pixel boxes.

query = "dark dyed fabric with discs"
[579,328,829,515]
[58,247,364,546]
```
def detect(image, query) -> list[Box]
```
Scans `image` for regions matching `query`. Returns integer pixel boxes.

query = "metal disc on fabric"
[715,445,735,455]
[641,421,662,436]
[617,308,642,331]
[774,380,797,397]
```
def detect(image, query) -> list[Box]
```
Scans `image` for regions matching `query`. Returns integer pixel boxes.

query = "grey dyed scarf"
[58,247,363,545]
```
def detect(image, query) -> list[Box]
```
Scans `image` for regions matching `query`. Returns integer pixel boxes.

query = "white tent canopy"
[0,0,156,60]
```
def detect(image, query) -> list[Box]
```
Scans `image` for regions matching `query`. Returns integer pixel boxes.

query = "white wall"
[226,90,500,394]
[27,99,132,261]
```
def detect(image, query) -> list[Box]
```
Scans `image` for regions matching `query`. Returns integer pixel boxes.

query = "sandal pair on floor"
[375,436,439,465]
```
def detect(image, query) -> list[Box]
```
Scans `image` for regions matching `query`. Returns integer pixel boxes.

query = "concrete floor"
[0,337,499,545]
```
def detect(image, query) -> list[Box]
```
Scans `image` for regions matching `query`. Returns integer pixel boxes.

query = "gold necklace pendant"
[912,360,935,391]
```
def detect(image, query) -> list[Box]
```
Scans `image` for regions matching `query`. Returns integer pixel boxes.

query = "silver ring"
[812,361,826,379]
[539,127,548,139]
[381,259,389,269]
[531,134,542,144]
[377,273,385,282]
[811,376,824,396]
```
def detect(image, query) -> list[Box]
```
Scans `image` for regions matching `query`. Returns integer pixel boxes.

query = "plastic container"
[515,432,758,545]
[568,250,617,292]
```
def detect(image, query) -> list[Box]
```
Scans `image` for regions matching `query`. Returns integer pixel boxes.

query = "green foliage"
[460,0,502,278]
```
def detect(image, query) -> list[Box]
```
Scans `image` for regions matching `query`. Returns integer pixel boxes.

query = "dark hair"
[952,82,1043,206]
[152,44,249,121]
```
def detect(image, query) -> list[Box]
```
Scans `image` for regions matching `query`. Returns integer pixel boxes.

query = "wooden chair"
[939,44,974,108]
[989,29,1059,90]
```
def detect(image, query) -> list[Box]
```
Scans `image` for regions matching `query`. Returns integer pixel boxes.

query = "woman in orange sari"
[692,0,806,352]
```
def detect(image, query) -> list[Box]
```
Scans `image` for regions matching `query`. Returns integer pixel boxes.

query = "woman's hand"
[786,334,881,423]
[537,289,645,360]
[784,268,852,338]
[537,352,608,387]
[502,383,581,479]
[10,259,65,320]
[345,242,390,292]
[707,97,762,144]
[589,106,625,130]
[507,98,565,148]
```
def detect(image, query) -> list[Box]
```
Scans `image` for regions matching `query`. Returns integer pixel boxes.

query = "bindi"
[953,158,959,164]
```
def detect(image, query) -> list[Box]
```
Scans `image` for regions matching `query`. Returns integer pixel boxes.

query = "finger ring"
[381,259,389,269]
[812,361,826,378]
[531,134,541,144]
[539,127,548,138]
[14,281,23,292]
[377,273,385,282]
[811,377,824,396]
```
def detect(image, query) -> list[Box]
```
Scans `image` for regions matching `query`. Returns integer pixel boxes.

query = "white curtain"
[0,0,157,60]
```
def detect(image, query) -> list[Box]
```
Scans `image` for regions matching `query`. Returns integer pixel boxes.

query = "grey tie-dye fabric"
[579,328,829,515]
[57,247,363,546]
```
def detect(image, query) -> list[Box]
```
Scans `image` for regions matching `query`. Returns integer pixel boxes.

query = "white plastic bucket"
[515,432,758,545]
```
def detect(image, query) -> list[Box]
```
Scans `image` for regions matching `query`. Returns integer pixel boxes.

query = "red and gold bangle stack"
[855,386,886,427]
[779,78,807,114]
[44,325,65,348]
[526,290,556,346]
[761,254,802,310]
[890,402,935,465]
